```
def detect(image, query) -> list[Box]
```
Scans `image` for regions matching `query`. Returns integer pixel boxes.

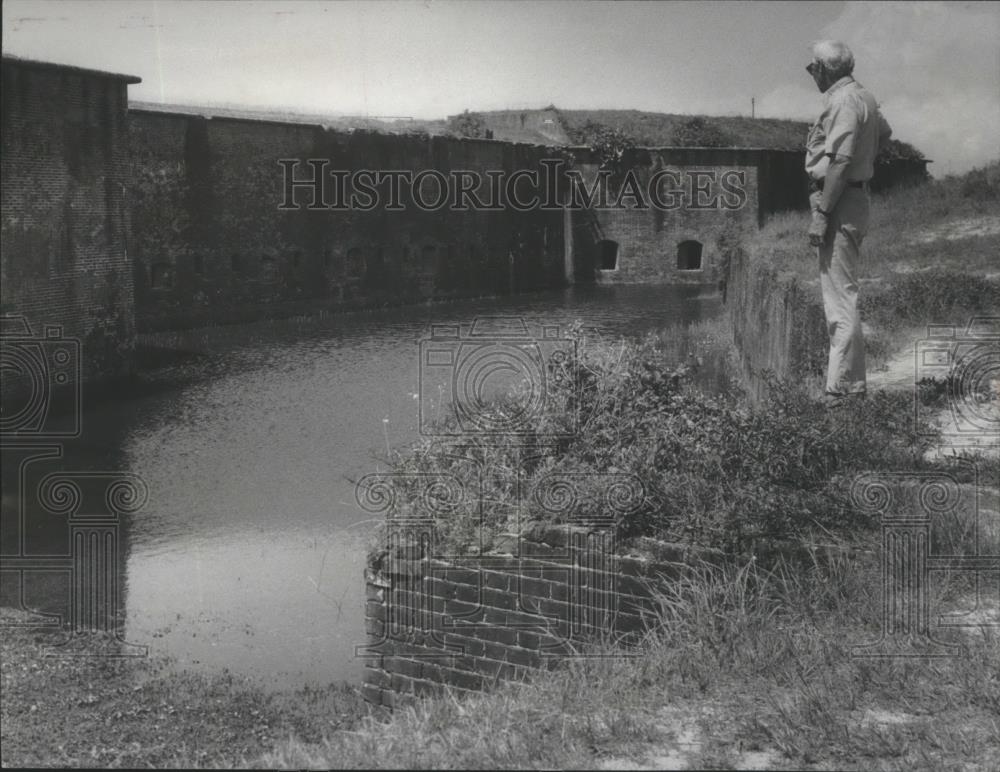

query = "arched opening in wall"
[676,240,703,271]
[150,263,174,290]
[597,240,619,270]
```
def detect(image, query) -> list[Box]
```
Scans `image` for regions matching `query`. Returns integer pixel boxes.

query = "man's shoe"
[824,392,847,409]
[825,391,866,409]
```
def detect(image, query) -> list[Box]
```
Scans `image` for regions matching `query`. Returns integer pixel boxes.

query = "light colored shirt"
[805,76,892,182]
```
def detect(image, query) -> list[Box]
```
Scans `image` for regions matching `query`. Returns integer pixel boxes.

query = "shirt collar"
[824,76,855,102]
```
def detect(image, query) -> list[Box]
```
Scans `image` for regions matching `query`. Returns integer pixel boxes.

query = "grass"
[264,535,1000,770]
[0,609,369,768]
[558,108,809,149]
[6,525,998,769]
[748,159,1000,289]
[746,160,1000,374]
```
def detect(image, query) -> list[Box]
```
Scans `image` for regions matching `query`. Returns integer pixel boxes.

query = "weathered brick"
[390,672,414,695]
[479,626,518,647]
[501,645,542,668]
[443,598,483,619]
[439,666,485,692]
[515,575,552,600]
[443,631,486,657]
[480,586,516,611]
[360,682,382,705]
[365,617,385,638]
[481,570,513,592]
[383,656,423,680]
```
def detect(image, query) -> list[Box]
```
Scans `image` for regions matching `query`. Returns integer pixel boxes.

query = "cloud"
[822,1,999,176]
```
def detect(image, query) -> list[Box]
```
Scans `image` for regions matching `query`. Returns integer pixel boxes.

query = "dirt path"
[867,326,999,460]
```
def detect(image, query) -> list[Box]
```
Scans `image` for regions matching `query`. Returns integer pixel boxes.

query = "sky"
[3,0,998,176]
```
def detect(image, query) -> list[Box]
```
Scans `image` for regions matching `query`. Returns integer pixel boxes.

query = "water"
[2,284,722,690]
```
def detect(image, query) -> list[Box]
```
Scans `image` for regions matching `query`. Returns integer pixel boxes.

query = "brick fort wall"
[1,58,138,387]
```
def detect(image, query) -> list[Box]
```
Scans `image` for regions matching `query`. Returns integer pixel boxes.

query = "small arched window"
[597,240,619,270]
[677,240,703,271]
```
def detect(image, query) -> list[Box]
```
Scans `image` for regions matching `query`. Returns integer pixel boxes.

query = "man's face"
[806,60,832,93]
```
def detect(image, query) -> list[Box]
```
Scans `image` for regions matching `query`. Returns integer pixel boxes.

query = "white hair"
[811,40,855,78]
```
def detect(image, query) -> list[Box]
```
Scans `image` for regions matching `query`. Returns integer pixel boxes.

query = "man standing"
[805,40,892,407]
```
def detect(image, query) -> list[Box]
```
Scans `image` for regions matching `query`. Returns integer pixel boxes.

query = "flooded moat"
[2,284,725,690]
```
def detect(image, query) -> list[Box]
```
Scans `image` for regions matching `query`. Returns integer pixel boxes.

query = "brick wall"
[568,147,807,286]
[128,110,566,332]
[725,246,827,403]
[362,524,722,710]
[1,58,138,391]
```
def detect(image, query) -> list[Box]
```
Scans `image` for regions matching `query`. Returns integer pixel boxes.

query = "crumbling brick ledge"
[361,524,724,710]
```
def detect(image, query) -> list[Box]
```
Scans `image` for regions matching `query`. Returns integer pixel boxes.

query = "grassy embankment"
[3,164,999,769]
[746,160,1000,369]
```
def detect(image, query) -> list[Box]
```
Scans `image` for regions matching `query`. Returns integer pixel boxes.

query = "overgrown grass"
[368,324,941,558]
[257,539,1000,770]
[0,609,368,768]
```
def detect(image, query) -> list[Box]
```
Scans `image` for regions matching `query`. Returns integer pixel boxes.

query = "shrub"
[860,269,1000,330]
[370,327,942,559]
[959,161,1000,200]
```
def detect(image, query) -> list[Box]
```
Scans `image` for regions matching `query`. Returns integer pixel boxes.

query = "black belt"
[811,178,866,192]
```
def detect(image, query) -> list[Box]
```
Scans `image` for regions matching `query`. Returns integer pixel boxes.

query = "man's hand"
[808,210,829,247]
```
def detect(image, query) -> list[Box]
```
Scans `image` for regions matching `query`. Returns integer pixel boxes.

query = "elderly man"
[805,40,892,407]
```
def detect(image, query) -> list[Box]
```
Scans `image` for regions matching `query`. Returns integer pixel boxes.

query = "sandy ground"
[908,215,1000,245]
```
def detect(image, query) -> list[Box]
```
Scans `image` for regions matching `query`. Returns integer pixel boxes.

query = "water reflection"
[2,284,722,689]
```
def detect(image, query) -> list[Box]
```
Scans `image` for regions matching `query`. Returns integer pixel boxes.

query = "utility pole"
[751,97,755,119]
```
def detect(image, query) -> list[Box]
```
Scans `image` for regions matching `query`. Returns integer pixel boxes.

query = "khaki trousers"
[813,187,869,395]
